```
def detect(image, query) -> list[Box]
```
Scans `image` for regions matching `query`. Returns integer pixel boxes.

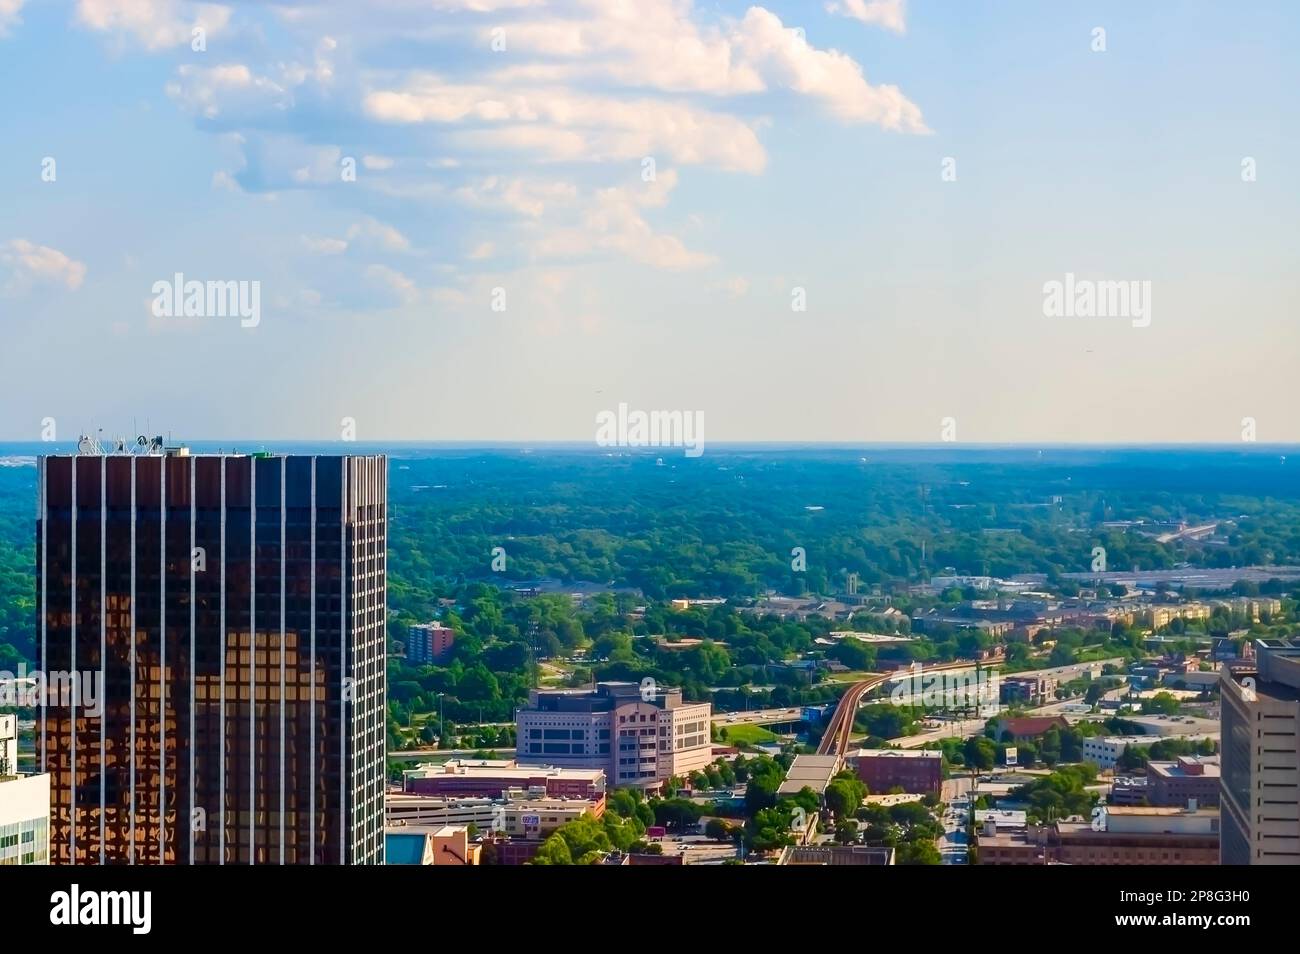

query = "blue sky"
[1,0,1297,443]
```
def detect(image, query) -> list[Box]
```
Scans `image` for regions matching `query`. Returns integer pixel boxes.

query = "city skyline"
[2,1,1298,443]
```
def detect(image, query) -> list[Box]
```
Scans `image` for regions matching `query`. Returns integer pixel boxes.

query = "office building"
[1081,735,1152,769]
[0,715,51,865]
[406,622,455,664]
[386,790,604,836]
[37,447,387,864]
[1221,639,1300,864]
[402,759,605,799]
[516,682,711,790]
[1147,756,1220,808]
[978,806,1220,865]
[848,749,943,797]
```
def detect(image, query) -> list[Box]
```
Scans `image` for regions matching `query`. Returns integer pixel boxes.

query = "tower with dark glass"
[36,447,387,864]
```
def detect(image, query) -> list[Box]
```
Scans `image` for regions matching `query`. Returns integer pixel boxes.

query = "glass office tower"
[37,450,386,865]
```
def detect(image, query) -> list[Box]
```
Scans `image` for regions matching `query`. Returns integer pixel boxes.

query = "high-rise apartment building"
[1220,638,1300,865]
[406,622,455,664]
[515,682,712,790]
[37,447,387,864]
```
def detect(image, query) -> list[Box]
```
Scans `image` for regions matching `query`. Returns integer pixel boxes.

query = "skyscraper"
[37,446,387,864]
[1220,638,1300,865]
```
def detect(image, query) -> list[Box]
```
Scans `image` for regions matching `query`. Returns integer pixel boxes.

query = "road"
[712,707,804,728]
[817,661,981,757]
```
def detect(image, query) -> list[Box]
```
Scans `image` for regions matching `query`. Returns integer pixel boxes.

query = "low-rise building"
[848,749,943,797]
[385,825,483,866]
[1147,756,1220,808]
[777,845,894,865]
[1000,674,1058,706]
[1082,735,1152,769]
[978,806,1220,865]
[403,760,605,800]
[386,790,605,837]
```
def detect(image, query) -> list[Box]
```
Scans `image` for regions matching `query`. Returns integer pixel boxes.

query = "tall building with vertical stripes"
[36,446,387,864]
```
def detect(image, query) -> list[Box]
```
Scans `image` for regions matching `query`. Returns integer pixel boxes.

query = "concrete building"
[777,844,894,865]
[385,825,482,866]
[1082,736,1152,769]
[516,682,711,791]
[1221,639,1300,865]
[0,715,51,866]
[978,806,1220,865]
[1147,756,1220,808]
[402,760,605,800]
[386,790,605,837]
[1000,674,1058,706]
[406,622,455,664]
[848,749,942,797]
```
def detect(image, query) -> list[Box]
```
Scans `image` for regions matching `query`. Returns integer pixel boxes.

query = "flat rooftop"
[852,748,941,760]
[777,754,842,796]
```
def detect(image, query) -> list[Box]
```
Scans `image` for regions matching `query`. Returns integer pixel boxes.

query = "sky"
[0,0,1297,444]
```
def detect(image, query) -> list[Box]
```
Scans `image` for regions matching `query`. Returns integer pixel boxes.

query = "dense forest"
[3,446,1300,673]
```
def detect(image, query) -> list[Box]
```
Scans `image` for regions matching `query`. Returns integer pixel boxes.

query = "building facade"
[0,715,51,866]
[37,449,387,864]
[515,682,712,790]
[406,622,455,664]
[849,749,943,797]
[1147,756,1220,808]
[978,807,1220,865]
[403,759,605,799]
[1221,639,1300,865]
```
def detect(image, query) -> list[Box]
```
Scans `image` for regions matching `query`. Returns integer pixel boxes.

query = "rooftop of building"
[1148,756,1220,780]
[776,754,842,796]
[525,681,696,712]
[851,748,942,760]
[404,760,605,782]
[777,845,894,866]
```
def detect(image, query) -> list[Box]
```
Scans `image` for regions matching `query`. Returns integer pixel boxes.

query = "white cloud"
[75,0,231,51]
[468,241,496,260]
[736,8,926,131]
[530,170,714,270]
[166,63,290,119]
[362,155,395,170]
[365,80,767,173]
[1,240,87,292]
[0,0,26,38]
[302,235,348,255]
[827,0,907,35]
[364,264,421,305]
[346,217,411,252]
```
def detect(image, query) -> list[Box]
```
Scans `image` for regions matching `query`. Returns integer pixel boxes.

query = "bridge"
[816,661,989,757]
